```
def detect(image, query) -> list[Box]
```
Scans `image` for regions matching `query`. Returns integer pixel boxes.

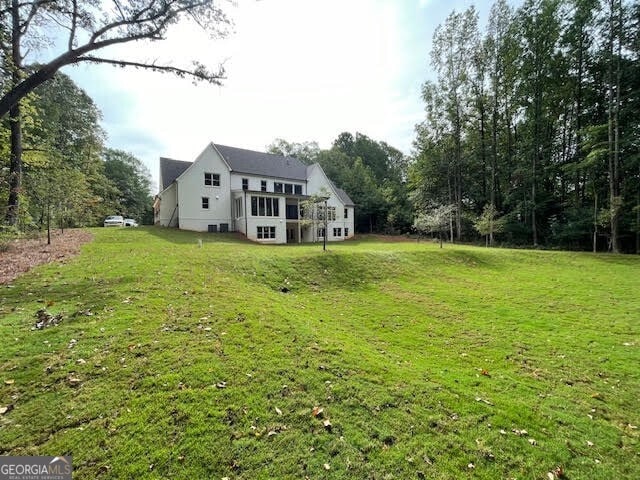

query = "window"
[274,182,283,193]
[283,183,292,194]
[204,173,220,186]
[318,227,325,238]
[294,185,302,195]
[320,206,336,221]
[261,180,267,192]
[257,226,276,239]
[344,208,348,219]
[251,196,279,216]
[234,198,243,218]
[202,197,209,209]
[333,228,342,237]
[242,178,249,190]
[345,228,349,237]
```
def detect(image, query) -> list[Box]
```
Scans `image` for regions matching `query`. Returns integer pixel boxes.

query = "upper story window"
[284,184,293,194]
[242,178,249,190]
[251,196,280,217]
[204,173,220,187]
[202,197,210,209]
[274,182,283,193]
[261,180,267,192]
[344,208,348,219]
[294,185,302,195]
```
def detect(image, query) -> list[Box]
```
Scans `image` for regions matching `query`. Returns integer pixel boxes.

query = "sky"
[62,0,515,193]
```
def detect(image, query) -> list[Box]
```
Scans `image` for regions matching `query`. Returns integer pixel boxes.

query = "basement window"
[257,226,276,239]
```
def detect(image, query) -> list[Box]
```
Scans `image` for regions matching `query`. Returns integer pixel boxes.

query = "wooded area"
[1,0,638,253]
[412,0,639,253]
[0,72,153,235]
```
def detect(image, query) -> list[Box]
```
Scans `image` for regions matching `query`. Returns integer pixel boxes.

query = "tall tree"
[103,149,153,224]
[1,0,231,225]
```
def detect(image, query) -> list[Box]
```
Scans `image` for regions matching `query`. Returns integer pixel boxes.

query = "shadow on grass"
[143,226,250,245]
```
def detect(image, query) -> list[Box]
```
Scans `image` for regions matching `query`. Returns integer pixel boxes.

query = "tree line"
[411,0,639,253]
[0,72,153,235]
[267,134,412,235]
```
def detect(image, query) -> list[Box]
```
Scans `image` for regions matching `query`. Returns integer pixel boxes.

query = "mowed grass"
[0,228,638,479]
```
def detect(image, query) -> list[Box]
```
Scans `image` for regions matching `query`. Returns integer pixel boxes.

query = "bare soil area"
[0,229,93,285]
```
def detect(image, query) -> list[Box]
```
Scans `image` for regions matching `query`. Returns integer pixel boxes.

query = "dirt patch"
[0,229,93,285]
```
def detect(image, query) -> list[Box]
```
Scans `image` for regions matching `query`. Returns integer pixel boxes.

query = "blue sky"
[63,0,519,192]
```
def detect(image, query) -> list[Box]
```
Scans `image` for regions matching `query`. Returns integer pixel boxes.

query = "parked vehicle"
[124,219,139,227]
[104,215,124,227]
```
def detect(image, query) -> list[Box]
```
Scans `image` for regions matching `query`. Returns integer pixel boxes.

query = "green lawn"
[1,228,638,479]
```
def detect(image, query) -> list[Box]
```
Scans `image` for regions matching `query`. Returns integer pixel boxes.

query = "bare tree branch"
[68,0,78,51]
[0,0,231,118]
[76,55,225,84]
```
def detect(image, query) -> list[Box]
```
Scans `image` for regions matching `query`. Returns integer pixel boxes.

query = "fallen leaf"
[312,406,324,418]
[267,430,278,437]
[275,407,282,416]
[528,438,537,446]
[323,463,330,470]
[4,379,14,385]
[0,405,14,415]
[323,419,332,431]
[586,440,594,447]
[216,382,227,389]
[467,462,475,469]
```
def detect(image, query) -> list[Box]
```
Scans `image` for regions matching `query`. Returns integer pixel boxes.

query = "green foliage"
[102,149,153,224]
[473,203,506,246]
[411,0,640,253]
[1,229,639,478]
[270,132,411,234]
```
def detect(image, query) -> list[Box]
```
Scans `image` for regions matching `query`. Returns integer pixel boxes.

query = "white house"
[153,143,355,244]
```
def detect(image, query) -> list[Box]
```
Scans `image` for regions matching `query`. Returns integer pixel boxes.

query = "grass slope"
[0,228,638,479]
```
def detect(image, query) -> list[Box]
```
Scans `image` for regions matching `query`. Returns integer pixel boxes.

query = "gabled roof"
[334,185,355,207]
[213,144,308,181]
[160,157,191,191]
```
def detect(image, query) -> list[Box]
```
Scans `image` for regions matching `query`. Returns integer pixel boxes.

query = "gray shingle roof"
[335,186,355,207]
[214,144,308,181]
[159,157,191,191]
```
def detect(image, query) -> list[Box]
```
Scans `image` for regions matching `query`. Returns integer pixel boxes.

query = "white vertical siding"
[176,144,232,232]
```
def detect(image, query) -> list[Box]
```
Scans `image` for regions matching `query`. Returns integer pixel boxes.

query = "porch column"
[297,198,302,243]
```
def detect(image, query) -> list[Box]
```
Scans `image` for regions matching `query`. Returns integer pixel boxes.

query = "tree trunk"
[6,103,23,225]
[593,191,598,253]
[607,0,622,253]
[5,0,23,226]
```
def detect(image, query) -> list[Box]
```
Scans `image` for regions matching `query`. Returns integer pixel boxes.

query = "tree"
[413,204,456,248]
[473,203,506,246]
[300,189,330,251]
[103,149,153,224]
[1,0,231,225]
[266,139,320,164]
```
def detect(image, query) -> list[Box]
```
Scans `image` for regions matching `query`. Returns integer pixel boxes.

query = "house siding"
[157,183,178,227]
[305,164,355,242]
[176,144,232,232]
[157,145,354,243]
